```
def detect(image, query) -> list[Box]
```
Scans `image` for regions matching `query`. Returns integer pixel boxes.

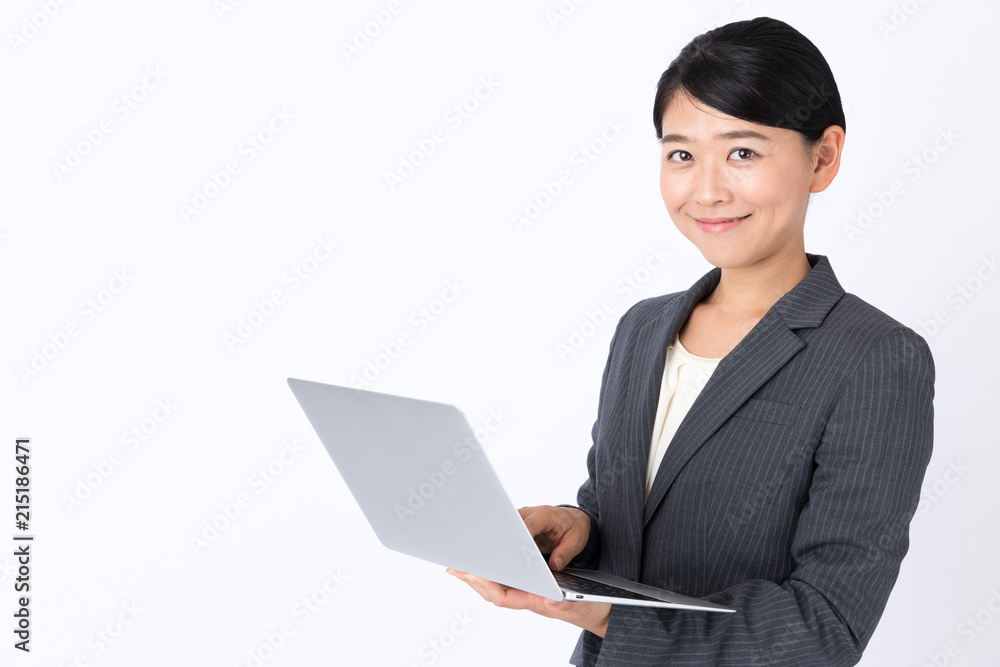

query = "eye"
[729,148,756,161]
[665,150,692,163]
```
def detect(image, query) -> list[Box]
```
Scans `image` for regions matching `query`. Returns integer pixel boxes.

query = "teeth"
[699,215,747,223]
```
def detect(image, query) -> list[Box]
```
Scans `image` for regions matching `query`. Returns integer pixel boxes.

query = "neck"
[707,251,812,315]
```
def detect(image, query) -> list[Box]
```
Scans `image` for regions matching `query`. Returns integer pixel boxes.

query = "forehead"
[660,91,776,142]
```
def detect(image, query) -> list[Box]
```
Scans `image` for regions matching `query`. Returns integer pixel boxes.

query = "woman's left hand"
[445,568,611,638]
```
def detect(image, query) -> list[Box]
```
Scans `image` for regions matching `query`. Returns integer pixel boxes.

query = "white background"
[2,1,998,665]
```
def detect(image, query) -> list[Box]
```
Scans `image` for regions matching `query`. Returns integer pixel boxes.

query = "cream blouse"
[644,334,722,501]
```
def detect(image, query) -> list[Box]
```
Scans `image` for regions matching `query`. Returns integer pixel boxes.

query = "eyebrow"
[659,130,774,145]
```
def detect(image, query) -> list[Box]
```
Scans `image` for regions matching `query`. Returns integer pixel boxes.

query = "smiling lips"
[695,214,751,234]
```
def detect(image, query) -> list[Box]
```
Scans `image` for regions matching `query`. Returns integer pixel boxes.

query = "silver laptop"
[287,378,734,613]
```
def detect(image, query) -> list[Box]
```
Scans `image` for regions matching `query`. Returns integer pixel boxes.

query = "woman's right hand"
[517,505,591,571]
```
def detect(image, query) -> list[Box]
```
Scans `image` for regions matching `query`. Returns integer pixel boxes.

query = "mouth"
[694,214,751,234]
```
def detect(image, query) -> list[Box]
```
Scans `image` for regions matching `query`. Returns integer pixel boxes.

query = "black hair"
[653,17,845,150]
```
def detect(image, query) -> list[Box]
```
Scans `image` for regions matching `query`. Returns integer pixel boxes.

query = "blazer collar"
[617,254,845,536]
[770,254,845,329]
[670,253,844,331]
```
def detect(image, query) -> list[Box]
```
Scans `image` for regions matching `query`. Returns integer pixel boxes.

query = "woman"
[448,16,934,666]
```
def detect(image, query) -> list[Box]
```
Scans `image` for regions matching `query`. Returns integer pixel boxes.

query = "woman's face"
[659,90,821,270]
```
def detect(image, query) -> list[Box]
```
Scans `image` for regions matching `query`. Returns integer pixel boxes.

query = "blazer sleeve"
[558,314,628,570]
[585,326,935,666]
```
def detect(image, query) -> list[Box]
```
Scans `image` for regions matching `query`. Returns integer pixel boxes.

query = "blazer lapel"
[640,254,845,527]
[615,267,721,557]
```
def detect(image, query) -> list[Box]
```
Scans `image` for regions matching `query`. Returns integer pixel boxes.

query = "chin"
[691,242,756,270]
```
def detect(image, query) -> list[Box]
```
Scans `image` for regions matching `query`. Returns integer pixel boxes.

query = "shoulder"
[801,254,931,360]
[826,291,909,333]
[623,289,688,323]
[603,289,689,346]
[821,291,934,364]
[804,291,936,403]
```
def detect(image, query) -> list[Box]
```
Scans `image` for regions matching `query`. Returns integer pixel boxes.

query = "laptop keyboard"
[551,570,662,602]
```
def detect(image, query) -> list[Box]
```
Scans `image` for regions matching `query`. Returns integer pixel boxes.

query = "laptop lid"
[287,378,563,600]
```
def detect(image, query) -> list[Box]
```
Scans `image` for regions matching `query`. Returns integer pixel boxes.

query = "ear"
[808,125,845,193]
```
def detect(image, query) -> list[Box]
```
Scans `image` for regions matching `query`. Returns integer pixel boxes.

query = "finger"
[549,545,574,571]
[463,573,509,604]
[520,510,562,560]
[462,572,507,595]
[454,572,494,602]
[521,508,563,542]
[516,505,539,519]
[465,574,559,612]
[519,507,549,538]
[519,591,583,618]
[533,534,555,554]
[447,569,505,606]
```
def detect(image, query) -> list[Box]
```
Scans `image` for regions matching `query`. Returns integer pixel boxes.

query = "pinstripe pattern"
[567,254,935,666]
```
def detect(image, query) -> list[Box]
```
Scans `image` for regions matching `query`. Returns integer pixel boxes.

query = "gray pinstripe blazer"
[567,253,935,666]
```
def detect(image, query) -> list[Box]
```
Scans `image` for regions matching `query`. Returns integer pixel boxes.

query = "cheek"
[659,171,683,209]
[659,175,693,236]
[730,169,781,208]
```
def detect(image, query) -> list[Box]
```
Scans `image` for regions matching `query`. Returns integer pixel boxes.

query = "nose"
[692,160,732,207]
